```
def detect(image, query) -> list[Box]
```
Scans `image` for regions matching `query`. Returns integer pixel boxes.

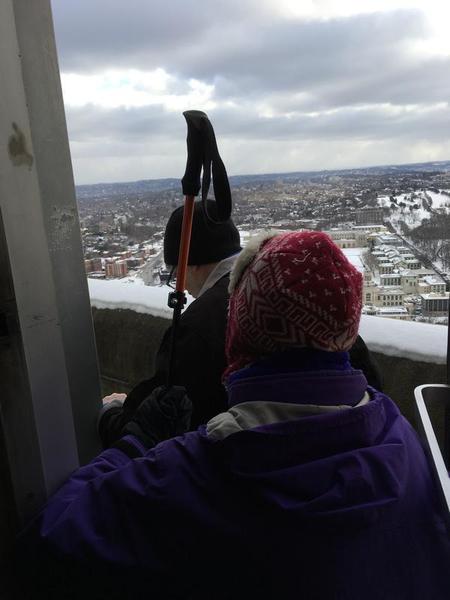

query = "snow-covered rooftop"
[88,279,448,365]
[377,307,408,314]
[378,287,404,294]
[420,293,449,300]
[423,276,445,285]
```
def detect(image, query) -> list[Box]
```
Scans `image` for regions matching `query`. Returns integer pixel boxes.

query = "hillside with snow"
[377,189,450,274]
[378,189,450,231]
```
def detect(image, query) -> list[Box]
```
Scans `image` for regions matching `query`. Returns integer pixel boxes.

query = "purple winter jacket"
[22,363,450,599]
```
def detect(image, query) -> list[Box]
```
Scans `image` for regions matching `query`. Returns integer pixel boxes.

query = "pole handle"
[181,111,205,198]
[181,110,232,223]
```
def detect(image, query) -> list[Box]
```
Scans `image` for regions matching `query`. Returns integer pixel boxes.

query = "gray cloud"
[52,3,440,106]
[51,0,269,73]
[53,3,450,110]
[196,12,425,88]
[66,105,181,142]
[65,99,450,181]
[50,1,450,182]
[66,101,450,145]
[254,51,450,114]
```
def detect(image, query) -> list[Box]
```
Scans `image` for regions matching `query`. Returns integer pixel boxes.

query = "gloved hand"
[123,385,192,449]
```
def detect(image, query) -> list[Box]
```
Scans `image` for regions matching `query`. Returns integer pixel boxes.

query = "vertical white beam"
[0,0,101,521]
[12,0,102,464]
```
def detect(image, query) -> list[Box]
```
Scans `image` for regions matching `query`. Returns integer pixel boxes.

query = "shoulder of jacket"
[152,430,209,465]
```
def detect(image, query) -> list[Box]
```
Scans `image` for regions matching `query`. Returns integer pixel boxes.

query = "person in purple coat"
[21,230,450,600]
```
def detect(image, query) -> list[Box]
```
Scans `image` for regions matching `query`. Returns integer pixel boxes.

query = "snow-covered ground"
[377,189,450,277]
[426,190,450,211]
[89,278,447,365]
[378,193,428,231]
[378,189,450,232]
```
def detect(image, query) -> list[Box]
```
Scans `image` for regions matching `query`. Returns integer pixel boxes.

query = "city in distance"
[78,159,450,325]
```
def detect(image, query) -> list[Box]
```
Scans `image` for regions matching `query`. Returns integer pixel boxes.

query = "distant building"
[376,288,405,307]
[376,307,410,320]
[380,274,401,287]
[363,283,378,305]
[421,293,449,317]
[334,237,357,249]
[403,258,421,270]
[418,276,447,295]
[363,284,404,307]
[363,269,372,284]
[84,258,102,273]
[325,229,367,248]
[105,260,128,278]
[374,234,402,247]
[379,262,394,274]
[400,274,419,294]
[126,258,144,269]
[355,207,384,225]
[352,225,386,233]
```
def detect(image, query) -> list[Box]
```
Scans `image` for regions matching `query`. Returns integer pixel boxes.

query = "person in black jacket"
[98,200,242,447]
[99,201,382,447]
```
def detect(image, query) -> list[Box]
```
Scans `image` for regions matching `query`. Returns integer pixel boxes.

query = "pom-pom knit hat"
[225,230,363,376]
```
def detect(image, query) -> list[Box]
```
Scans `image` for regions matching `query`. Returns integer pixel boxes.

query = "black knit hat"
[164,200,241,266]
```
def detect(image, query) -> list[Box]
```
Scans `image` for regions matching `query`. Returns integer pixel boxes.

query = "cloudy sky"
[51,0,450,185]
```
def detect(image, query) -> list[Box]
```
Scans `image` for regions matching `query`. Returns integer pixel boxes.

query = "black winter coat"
[99,274,382,447]
[99,275,230,447]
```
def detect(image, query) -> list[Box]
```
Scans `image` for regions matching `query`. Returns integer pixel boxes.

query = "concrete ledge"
[372,352,446,440]
[92,308,448,439]
[93,307,169,395]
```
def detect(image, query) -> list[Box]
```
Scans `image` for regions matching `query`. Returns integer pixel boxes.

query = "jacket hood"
[204,391,410,528]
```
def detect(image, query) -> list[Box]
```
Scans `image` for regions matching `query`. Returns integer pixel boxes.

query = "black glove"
[123,385,192,449]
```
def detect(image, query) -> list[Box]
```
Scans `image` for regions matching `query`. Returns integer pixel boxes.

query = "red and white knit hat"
[225,230,363,376]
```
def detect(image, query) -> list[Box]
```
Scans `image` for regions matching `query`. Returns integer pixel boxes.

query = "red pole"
[166,195,195,386]
[175,196,195,293]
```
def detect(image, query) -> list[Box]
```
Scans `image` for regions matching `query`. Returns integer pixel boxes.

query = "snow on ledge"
[359,315,447,365]
[89,279,447,365]
[88,278,194,320]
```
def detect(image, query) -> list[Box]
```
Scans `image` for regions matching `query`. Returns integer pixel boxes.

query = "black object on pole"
[166,111,232,386]
[181,110,232,222]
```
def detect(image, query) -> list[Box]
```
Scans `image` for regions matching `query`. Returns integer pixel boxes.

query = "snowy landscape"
[80,161,450,334]
[377,189,450,232]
